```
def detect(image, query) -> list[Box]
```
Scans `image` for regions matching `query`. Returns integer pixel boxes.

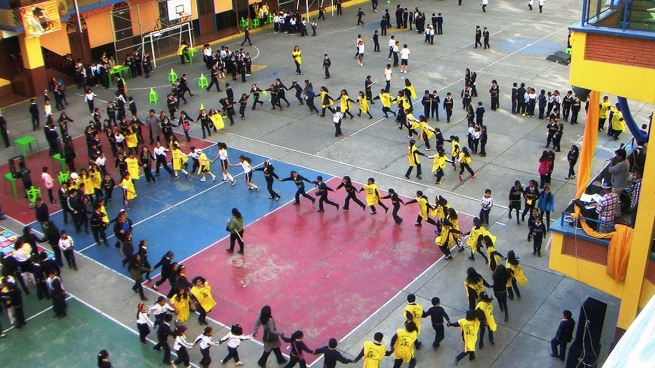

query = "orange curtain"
[576,91,600,198]
[607,224,634,282]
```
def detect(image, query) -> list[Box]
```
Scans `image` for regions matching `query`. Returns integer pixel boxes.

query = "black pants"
[207,77,222,92]
[307,99,319,113]
[132,278,145,298]
[156,156,174,176]
[36,279,49,299]
[479,208,491,225]
[390,202,402,223]
[455,351,475,363]
[229,231,244,253]
[479,324,494,347]
[265,177,280,199]
[521,201,535,221]
[459,163,474,176]
[325,67,330,78]
[495,290,509,320]
[143,164,156,182]
[392,357,416,368]
[491,96,499,110]
[507,278,521,299]
[344,192,365,210]
[223,347,241,363]
[283,355,307,368]
[432,323,445,347]
[318,194,338,211]
[154,340,171,363]
[91,225,107,245]
[63,248,77,269]
[52,293,67,316]
[242,34,252,46]
[258,347,287,366]
[405,163,422,178]
[175,347,191,366]
[446,108,452,122]
[334,121,342,136]
[533,237,543,256]
[200,347,213,366]
[137,323,150,344]
[14,304,26,327]
[551,338,567,361]
[295,187,315,204]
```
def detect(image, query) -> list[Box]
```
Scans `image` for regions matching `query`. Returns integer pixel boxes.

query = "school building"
[547,0,655,357]
[0,0,332,105]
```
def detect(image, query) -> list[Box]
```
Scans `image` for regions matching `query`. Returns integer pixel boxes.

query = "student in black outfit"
[97,350,112,368]
[281,330,315,368]
[280,171,316,205]
[153,313,174,364]
[255,161,281,200]
[313,176,339,212]
[152,251,174,291]
[7,282,26,328]
[335,176,366,211]
[422,297,451,348]
[538,89,547,119]
[90,203,109,246]
[550,310,575,361]
[491,264,511,322]
[521,180,539,222]
[507,180,523,224]
[314,338,354,367]
[381,188,405,224]
[529,216,546,257]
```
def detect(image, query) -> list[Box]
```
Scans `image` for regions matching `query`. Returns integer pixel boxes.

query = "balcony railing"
[582,0,655,32]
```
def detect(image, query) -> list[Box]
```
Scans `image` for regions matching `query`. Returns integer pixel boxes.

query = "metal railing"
[581,0,655,32]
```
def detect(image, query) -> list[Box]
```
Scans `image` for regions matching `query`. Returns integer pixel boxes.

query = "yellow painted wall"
[19,36,44,69]
[40,28,71,55]
[87,12,113,48]
[215,0,234,13]
[640,279,655,308]
[569,32,655,102]
[549,233,625,298]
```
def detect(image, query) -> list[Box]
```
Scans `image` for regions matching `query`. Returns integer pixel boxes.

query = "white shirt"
[388,39,395,48]
[44,104,52,116]
[400,48,411,59]
[358,44,365,54]
[154,146,169,156]
[219,332,253,348]
[392,44,399,52]
[84,92,96,102]
[147,302,175,316]
[203,47,212,57]
[115,134,125,143]
[58,236,74,251]
[13,246,31,262]
[137,311,154,326]
[384,68,393,81]
[173,335,195,351]
[332,112,343,123]
[219,148,229,161]
[538,0,544,4]
[481,196,494,209]
[241,161,253,173]
[42,172,54,189]
[194,334,220,350]
[95,156,107,167]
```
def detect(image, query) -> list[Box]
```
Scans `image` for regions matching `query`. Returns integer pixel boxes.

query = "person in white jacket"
[220,324,253,365]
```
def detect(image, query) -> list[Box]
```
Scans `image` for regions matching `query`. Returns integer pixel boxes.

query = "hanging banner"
[20,0,62,39]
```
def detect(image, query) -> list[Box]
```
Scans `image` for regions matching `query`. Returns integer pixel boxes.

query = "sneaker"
[152,285,158,291]
[255,186,260,192]
[275,196,281,201]
[235,362,244,366]
[472,173,477,178]
[200,178,207,182]
[231,179,236,186]
[459,174,463,181]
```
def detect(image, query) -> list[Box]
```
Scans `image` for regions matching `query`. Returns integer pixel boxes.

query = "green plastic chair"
[58,171,70,184]
[169,69,178,84]
[267,14,273,24]
[252,18,260,28]
[240,17,248,29]
[149,88,159,104]
[565,48,572,55]
[198,73,208,89]
[27,186,41,203]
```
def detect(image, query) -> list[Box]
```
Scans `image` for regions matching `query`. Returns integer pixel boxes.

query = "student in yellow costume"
[319,86,335,117]
[405,190,438,228]
[598,95,612,132]
[191,276,217,325]
[373,89,396,118]
[340,89,356,119]
[80,169,94,199]
[125,127,139,156]
[464,267,490,311]
[465,217,496,262]
[436,207,463,260]
[171,288,191,323]
[609,103,626,141]
[447,135,461,171]
[404,294,425,349]
[404,139,426,180]
[171,146,190,179]
[475,292,497,348]
[359,177,388,215]
[197,149,216,182]
[357,91,373,119]
[505,250,527,300]
[448,309,481,364]
[119,172,137,208]
[404,78,417,100]
[353,332,392,368]
[89,164,103,198]
[125,152,141,180]
[428,148,452,185]
[291,45,303,75]
[416,116,435,150]
[390,321,418,368]
[483,235,504,272]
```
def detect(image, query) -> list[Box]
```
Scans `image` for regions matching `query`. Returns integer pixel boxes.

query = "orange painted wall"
[130,1,159,34]
[215,0,234,13]
[40,28,71,55]
[87,12,114,48]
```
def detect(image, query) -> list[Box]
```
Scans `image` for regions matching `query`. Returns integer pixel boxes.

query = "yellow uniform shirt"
[611,110,626,131]
[408,145,420,166]
[404,303,425,335]
[599,101,612,119]
[199,153,211,171]
[406,84,417,100]
[340,95,352,112]
[379,93,394,108]
[431,155,449,174]
[506,262,528,286]
[419,122,435,139]
[126,157,140,180]
[90,170,102,190]
[125,132,138,148]
[415,196,429,220]
[359,98,370,113]
[191,282,217,312]
[292,50,302,64]
[320,91,334,107]
[171,294,190,323]
[120,177,137,200]
[211,114,225,130]
[458,152,471,165]
[486,245,501,271]
[363,184,380,206]
[172,149,188,171]
[476,300,497,331]
[81,175,94,195]
[467,227,497,248]
[393,328,418,362]
[451,141,461,159]
[458,318,481,352]
[362,341,388,368]
[464,278,487,297]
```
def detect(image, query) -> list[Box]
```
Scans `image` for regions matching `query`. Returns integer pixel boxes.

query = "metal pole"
[73,0,88,64]
[234,0,241,33]
[305,0,309,21]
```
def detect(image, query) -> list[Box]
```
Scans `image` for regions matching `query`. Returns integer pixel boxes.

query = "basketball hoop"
[177,12,190,18]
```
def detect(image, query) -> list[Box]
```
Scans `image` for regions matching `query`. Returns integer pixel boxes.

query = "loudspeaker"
[546,51,572,65]
[566,297,607,368]
[572,87,591,102]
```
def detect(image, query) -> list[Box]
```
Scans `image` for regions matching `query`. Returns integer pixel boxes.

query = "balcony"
[583,0,655,33]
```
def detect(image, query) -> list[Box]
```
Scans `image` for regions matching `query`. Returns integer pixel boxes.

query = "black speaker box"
[546,51,572,65]
[566,297,607,368]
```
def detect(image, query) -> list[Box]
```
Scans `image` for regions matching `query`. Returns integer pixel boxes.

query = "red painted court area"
[0,132,213,225]
[153,177,474,356]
